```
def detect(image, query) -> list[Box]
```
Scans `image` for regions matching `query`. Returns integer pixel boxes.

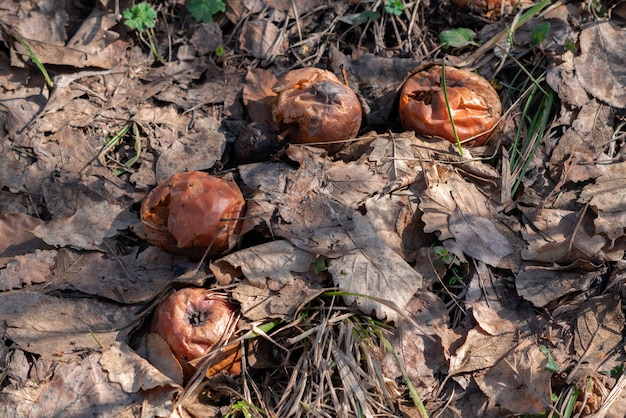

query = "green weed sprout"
[385,0,405,16]
[225,401,266,418]
[123,2,164,63]
[187,0,226,23]
[439,28,478,49]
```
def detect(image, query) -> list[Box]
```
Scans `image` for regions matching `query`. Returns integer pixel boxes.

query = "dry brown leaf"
[326,160,387,206]
[211,240,317,287]
[48,247,180,304]
[101,342,182,418]
[31,201,137,251]
[570,293,624,383]
[420,163,493,240]
[232,277,321,320]
[0,249,56,291]
[449,208,513,267]
[364,188,429,262]
[579,161,626,246]
[448,329,517,375]
[470,302,517,336]
[240,147,385,257]
[515,266,599,308]
[476,339,553,415]
[143,333,185,386]
[574,21,626,108]
[466,262,537,332]
[6,5,125,69]
[0,213,46,267]
[521,207,617,263]
[29,353,140,418]
[420,163,512,265]
[0,291,136,359]
[327,214,423,321]
[238,20,287,60]
[549,100,614,183]
[155,131,227,182]
[263,0,324,14]
[547,50,591,108]
[382,291,450,391]
[243,68,278,124]
[367,134,418,190]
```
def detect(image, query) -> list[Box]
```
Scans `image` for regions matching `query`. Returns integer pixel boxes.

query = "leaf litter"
[1,0,626,417]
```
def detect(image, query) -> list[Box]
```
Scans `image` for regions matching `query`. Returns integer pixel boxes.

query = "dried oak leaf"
[49,247,181,305]
[0,292,136,359]
[327,214,423,322]
[210,240,317,288]
[476,339,553,415]
[448,328,517,375]
[243,68,278,125]
[101,342,182,417]
[0,213,46,266]
[515,266,598,308]
[570,293,625,384]
[232,277,322,321]
[30,352,139,418]
[579,161,626,247]
[31,201,136,251]
[520,207,619,263]
[419,163,513,266]
[366,134,417,190]
[0,249,56,291]
[382,291,451,390]
[239,148,418,320]
[574,21,626,108]
[238,20,287,60]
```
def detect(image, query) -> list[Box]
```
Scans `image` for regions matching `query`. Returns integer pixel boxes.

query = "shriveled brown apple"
[138,171,245,258]
[150,288,241,379]
[398,65,501,147]
[271,68,362,146]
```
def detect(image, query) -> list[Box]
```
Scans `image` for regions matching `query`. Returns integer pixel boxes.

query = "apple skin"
[150,288,241,379]
[271,68,362,146]
[399,65,501,147]
[139,171,245,259]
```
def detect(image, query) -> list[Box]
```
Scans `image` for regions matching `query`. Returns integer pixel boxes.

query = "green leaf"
[439,28,477,49]
[539,345,560,373]
[530,21,550,47]
[187,0,226,23]
[123,2,157,33]
[385,0,404,16]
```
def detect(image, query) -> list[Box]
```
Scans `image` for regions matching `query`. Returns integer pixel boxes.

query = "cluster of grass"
[178,291,427,417]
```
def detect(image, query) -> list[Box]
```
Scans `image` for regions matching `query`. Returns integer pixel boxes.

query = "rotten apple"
[150,288,242,378]
[271,67,362,146]
[398,65,502,146]
[138,171,245,258]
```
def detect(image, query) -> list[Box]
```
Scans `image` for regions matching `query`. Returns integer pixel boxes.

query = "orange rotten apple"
[271,67,362,145]
[398,65,502,146]
[151,288,241,378]
[139,171,245,258]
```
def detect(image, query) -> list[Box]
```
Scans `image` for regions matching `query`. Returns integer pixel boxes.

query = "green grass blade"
[441,60,463,156]
[15,38,53,88]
